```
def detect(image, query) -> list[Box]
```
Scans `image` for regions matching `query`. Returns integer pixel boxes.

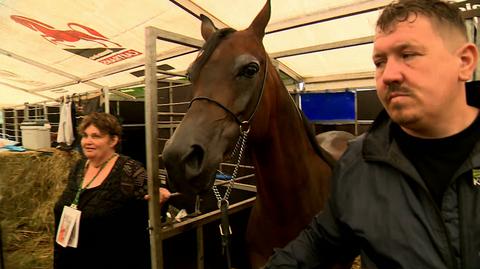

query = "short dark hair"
[377,0,467,39]
[78,112,122,139]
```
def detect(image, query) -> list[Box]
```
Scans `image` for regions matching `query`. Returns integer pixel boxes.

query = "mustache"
[386,83,410,96]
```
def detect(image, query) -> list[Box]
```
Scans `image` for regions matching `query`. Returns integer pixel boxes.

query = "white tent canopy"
[0,0,474,108]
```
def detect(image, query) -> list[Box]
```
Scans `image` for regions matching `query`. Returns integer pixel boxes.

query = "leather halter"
[188,54,268,132]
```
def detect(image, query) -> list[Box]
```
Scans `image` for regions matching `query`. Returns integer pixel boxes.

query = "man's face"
[373,15,464,134]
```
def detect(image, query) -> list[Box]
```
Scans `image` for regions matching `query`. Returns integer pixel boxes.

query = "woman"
[54,112,170,269]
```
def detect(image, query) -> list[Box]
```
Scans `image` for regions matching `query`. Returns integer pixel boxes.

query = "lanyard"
[71,153,118,209]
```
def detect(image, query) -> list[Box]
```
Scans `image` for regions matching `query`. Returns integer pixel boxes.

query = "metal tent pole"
[354,90,359,136]
[1,109,5,139]
[145,26,163,269]
[104,87,110,114]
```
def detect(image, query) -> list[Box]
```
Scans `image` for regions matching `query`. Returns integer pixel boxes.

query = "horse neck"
[248,78,331,217]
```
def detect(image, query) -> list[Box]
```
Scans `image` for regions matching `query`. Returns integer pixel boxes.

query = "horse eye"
[241,63,259,78]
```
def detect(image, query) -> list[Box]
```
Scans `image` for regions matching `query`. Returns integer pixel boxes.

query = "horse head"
[162,1,272,194]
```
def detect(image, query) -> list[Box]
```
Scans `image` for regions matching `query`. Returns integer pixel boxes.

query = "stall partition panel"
[157,81,192,169]
[47,106,60,140]
[301,90,383,136]
[24,104,46,121]
[2,109,23,142]
[301,91,358,135]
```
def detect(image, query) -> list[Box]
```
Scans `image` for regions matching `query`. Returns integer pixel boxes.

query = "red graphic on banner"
[10,15,142,64]
[10,15,121,48]
[10,15,142,65]
[99,49,142,65]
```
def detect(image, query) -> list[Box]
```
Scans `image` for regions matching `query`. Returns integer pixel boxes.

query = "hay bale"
[0,149,80,269]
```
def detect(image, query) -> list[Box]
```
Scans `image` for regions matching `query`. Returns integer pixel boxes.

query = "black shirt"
[54,155,150,269]
[393,114,480,207]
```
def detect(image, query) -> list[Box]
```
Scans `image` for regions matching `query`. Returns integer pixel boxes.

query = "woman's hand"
[144,187,171,206]
[158,187,171,204]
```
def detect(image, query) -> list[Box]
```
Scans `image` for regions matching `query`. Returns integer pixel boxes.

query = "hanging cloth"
[57,101,75,146]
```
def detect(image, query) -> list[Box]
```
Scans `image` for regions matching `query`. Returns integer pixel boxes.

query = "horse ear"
[200,14,217,41]
[248,0,271,39]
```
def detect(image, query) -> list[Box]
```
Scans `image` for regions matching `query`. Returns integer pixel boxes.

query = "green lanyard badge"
[71,153,118,209]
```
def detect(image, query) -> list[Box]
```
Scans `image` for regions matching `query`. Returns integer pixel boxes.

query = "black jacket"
[265,111,480,269]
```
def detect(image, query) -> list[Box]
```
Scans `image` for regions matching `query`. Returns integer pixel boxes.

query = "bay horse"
[162,1,354,267]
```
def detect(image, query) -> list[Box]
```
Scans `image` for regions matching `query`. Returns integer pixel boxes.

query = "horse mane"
[299,109,328,159]
[188,28,237,81]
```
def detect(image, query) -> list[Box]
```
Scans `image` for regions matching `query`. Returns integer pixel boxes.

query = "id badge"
[56,206,81,248]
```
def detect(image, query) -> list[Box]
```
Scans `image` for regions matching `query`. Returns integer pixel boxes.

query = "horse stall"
[299,89,384,136]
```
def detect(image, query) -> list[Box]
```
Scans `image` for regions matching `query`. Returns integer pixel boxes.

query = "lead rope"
[213,123,249,269]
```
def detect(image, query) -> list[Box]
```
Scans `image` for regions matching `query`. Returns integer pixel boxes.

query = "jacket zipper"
[407,171,459,269]
[431,194,459,269]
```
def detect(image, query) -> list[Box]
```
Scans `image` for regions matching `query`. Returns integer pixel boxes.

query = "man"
[264,0,479,268]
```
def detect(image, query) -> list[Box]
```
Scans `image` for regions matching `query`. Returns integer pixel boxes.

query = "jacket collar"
[362,110,422,181]
[363,92,480,179]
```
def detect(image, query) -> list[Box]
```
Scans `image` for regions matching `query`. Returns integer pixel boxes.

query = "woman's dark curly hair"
[377,0,467,39]
[78,112,122,139]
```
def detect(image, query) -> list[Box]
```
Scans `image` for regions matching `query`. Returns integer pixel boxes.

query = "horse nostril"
[184,144,205,177]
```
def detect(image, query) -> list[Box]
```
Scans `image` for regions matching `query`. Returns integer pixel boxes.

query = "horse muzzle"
[163,140,217,195]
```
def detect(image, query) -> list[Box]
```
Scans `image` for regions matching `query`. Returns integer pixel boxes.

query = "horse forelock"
[188,28,236,82]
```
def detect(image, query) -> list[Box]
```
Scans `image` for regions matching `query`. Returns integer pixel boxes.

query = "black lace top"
[53,155,150,269]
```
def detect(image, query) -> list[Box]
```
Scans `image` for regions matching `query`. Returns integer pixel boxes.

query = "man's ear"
[457,43,478,81]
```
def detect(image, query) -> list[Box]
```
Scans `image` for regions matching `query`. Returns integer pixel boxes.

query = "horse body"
[245,68,332,266]
[162,1,349,267]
